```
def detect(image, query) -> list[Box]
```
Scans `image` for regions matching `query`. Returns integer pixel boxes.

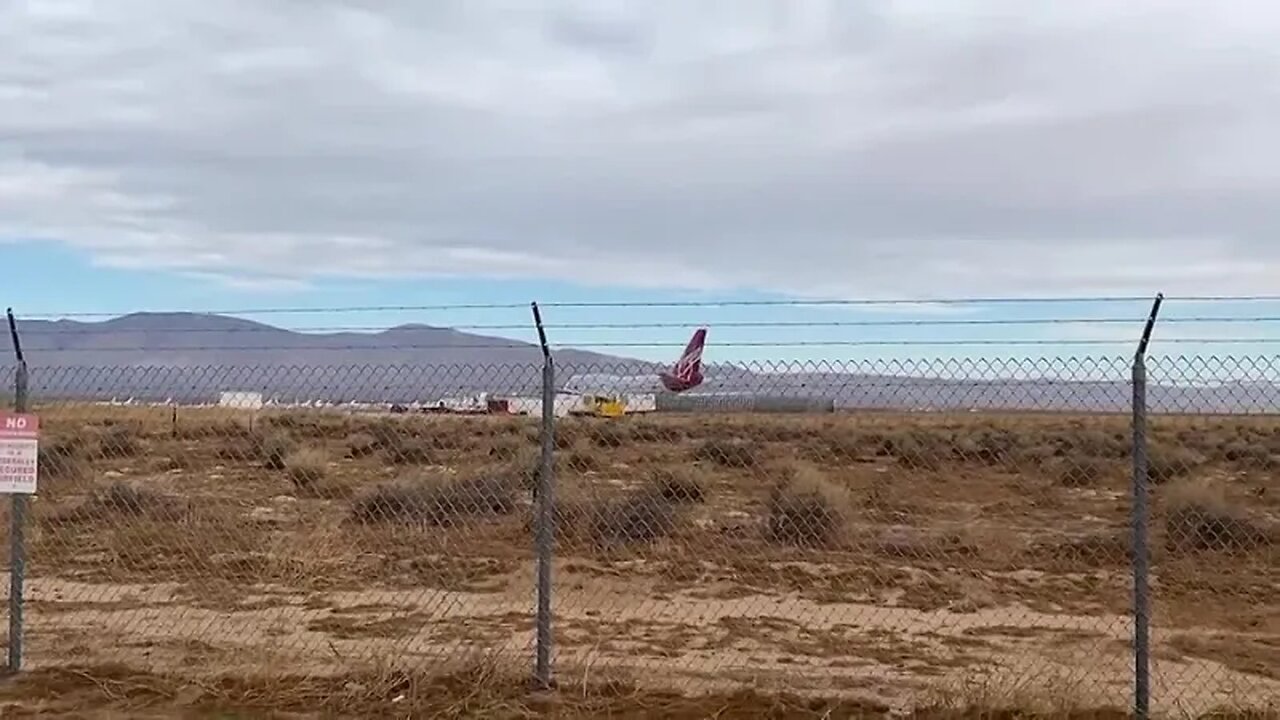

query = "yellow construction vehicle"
[574,394,627,418]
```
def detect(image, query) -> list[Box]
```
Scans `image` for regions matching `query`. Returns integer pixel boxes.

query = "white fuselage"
[560,373,666,396]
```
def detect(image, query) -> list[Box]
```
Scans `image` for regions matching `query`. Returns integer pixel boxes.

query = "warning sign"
[0,412,38,494]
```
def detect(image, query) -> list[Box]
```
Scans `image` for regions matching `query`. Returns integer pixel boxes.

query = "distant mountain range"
[1,312,1277,414]
[0,312,644,402]
[5,312,632,368]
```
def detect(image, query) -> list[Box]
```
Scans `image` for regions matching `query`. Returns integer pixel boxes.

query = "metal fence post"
[6,308,28,674]
[531,303,555,688]
[1131,293,1163,719]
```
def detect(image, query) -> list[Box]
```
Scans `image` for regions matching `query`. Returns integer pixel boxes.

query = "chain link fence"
[1144,356,1280,713]
[0,357,1276,714]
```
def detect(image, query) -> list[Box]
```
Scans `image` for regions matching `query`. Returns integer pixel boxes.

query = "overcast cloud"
[3,1,1280,299]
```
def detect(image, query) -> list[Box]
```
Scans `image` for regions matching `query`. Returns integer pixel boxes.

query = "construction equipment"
[573,394,627,418]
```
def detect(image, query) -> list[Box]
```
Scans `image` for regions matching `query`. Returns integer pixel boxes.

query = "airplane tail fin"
[657,327,707,392]
[670,328,706,382]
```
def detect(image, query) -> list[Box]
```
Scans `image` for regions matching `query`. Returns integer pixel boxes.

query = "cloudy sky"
[3,1,1280,359]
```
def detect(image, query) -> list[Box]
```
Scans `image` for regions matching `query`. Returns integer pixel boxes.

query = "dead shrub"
[219,431,292,467]
[503,448,542,495]
[692,439,759,468]
[566,445,605,473]
[1054,456,1110,488]
[270,412,356,440]
[37,437,87,480]
[161,453,192,472]
[587,490,678,547]
[883,430,944,471]
[96,425,141,458]
[766,467,851,547]
[1029,531,1132,569]
[345,433,380,459]
[426,424,468,451]
[1147,444,1203,484]
[863,473,907,515]
[523,497,593,543]
[1164,478,1270,553]
[590,428,626,448]
[261,413,307,431]
[285,448,329,492]
[50,482,188,524]
[553,424,579,450]
[1059,429,1128,459]
[971,427,1021,464]
[485,419,525,438]
[627,422,683,444]
[385,438,437,465]
[96,482,184,516]
[755,424,809,444]
[366,420,402,449]
[486,439,525,461]
[1218,440,1279,470]
[1012,442,1055,466]
[258,432,295,470]
[645,468,705,504]
[813,432,873,463]
[177,419,252,440]
[1215,439,1248,462]
[896,451,941,471]
[349,474,518,526]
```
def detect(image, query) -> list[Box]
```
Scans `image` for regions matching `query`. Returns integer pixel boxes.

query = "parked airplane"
[558,328,707,396]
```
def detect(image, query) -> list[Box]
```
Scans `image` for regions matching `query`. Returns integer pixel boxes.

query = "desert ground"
[1,403,1277,717]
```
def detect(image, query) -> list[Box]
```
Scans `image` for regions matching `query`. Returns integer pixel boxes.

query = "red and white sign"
[0,412,39,494]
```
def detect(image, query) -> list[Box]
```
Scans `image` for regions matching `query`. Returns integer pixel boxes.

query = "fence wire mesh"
[1144,356,1280,713]
[0,356,1276,715]
[2,364,546,677]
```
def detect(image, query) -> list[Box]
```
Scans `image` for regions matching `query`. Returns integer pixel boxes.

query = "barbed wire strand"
[6,339,1280,352]
[12,316,1280,336]
[16,294,1280,319]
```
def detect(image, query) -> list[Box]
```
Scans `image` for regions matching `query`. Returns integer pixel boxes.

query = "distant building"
[219,391,264,410]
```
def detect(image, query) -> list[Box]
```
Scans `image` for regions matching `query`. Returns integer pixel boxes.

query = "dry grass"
[566,442,606,472]
[1215,437,1280,471]
[349,473,519,526]
[96,424,142,458]
[765,466,853,547]
[524,497,593,542]
[487,438,526,461]
[586,489,679,547]
[968,427,1021,464]
[886,429,946,471]
[285,447,329,492]
[48,481,189,525]
[510,450,543,496]
[175,417,253,440]
[249,431,294,470]
[365,418,401,448]
[645,467,706,504]
[345,432,380,458]
[1163,478,1271,552]
[626,420,684,444]
[591,429,627,448]
[1147,443,1204,484]
[917,669,1123,717]
[0,661,899,719]
[37,436,88,481]
[692,438,760,468]
[384,436,438,465]
[16,403,1280,713]
[1053,456,1111,488]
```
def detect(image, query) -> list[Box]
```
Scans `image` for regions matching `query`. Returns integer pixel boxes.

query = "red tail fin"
[660,328,706,392]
